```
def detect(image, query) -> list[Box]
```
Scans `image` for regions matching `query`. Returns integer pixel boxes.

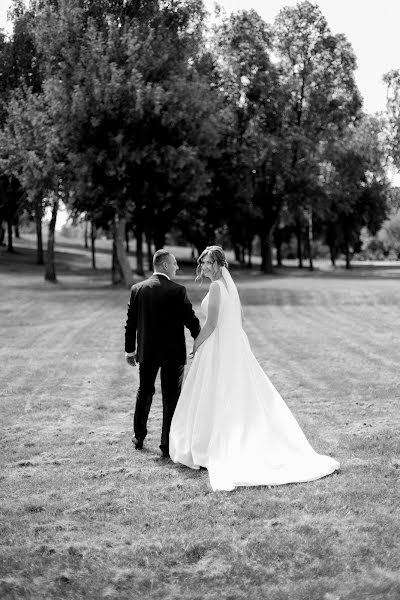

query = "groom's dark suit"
[125,273,200,455]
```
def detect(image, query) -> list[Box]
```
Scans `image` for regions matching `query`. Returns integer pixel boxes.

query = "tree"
[380,210,400,258]
[0,5,42,253]
[273,1,362,268]
[1,83,65,278]
[384,70,400,171]
[0,174,25,252]
[211,9,286,272]
[28,0,215,285]
[323,116,388,268]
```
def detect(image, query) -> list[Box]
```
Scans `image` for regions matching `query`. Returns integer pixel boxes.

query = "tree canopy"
[0,0,394,281]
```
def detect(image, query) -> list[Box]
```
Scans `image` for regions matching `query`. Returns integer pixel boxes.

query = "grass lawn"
[1,236,400,599]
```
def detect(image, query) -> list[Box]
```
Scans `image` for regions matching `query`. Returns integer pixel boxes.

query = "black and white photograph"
[1,0,399,598]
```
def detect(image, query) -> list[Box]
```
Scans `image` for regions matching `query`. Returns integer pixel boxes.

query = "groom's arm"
[125,285,139,358]
[181,287,201,339]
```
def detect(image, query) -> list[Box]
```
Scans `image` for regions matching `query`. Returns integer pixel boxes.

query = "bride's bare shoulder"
[209,280,222,297]
[209,280,221,291]
[214,277,228,293]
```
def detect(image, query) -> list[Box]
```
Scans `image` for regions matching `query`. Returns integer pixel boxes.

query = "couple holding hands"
[125,246,339,492]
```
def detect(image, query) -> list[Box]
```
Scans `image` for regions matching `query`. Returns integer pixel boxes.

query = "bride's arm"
[193,282,221,354]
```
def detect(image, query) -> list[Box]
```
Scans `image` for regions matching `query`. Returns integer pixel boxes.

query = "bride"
[169,246,340,491]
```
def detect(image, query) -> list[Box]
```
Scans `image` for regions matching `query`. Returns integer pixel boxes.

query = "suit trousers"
[134,362,185,453]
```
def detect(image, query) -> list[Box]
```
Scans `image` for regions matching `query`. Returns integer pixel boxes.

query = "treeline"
[0,0,396,284]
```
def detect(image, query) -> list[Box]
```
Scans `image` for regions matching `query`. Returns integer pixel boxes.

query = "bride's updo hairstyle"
[196,245,229,283]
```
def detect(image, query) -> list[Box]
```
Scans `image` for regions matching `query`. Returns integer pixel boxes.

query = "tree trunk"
[146,232,153,270]
[344,240,351,269]
[261,228,274,274]
[84,220,89,249]
[14,220,20,238]
[295,219,303,268]
[0,223,5,245]
[327,224,337,267]
[125,223,130,254]
[276,240,282,267]
[195,243,203,258]
[112,240,123,284]
[275,228,283,267]
[112,213,133,286]
[136,226,145,276]
[45,198,59,282]
[345,246,351,269]
[307,209,314,271]
[343,222,351,269]
[91,221,96,270]
[35,200,44,265]
[154,231,165,251]
[247,240,252,268]
[7,218,13,252]
[329,244,336,267]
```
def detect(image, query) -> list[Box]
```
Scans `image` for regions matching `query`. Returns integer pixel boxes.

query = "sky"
[1,0,399,114]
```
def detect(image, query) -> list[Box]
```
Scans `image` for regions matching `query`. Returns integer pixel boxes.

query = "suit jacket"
[125,274,201,365]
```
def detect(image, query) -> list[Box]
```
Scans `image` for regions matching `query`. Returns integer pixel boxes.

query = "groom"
[125,250,200,458]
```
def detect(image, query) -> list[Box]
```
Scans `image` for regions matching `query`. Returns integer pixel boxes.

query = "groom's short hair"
[153,249,172,268]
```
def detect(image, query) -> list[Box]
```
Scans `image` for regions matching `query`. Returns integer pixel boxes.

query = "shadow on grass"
[249,263,400,280]
[0,244,106,275]
[161,460,210,481]
[1,238,400,299]
[53,238,114,256]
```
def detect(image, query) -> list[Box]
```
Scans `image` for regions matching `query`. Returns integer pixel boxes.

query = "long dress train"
[169,268,339,491]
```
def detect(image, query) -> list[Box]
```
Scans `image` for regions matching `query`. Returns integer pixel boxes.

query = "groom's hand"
[126,353,137,367]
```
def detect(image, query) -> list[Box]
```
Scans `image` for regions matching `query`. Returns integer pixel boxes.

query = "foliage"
[384,69,400,170]
[0,4,43,252]
[0,0,396,278]
[272,1,363,268]
[377,211,400,258]
[322,115,389,267]
[33,0,218,280]
[209,9,286,270]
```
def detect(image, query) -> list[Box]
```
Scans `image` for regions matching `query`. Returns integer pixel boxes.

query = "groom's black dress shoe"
[133,439,143,450]
[159,444,170,459]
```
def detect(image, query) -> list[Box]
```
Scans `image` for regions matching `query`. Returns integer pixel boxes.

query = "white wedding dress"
[169,267,339,491]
